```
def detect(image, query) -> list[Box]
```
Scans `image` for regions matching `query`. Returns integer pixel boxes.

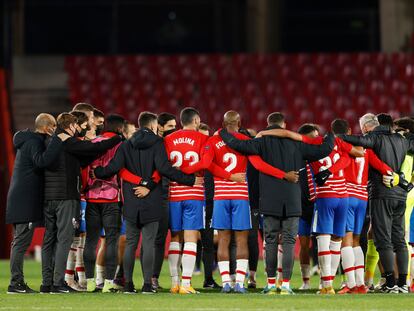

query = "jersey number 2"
[170,151,199,168]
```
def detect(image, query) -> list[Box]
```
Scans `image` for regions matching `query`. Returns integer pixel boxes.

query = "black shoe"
[123,282,137,294]
[203,279,222,289]
[51,282,79,294]
[7,283,37,294]
[378,284,399,294]
[40,285,51,294]
[247,280,257,289]
[142,283,157,294]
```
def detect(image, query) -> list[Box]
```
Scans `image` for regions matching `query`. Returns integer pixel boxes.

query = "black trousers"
[200,199,215,282]
[370,198,408,276]
[152,200,169,279]
[83,202,121,280]
[42,200,78,287]
[9,223,34,286]
[263,216,299,280]
[124,219,158,285]
[248,209,260,272]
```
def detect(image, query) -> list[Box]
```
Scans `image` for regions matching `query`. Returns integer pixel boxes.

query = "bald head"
[223,110,241,132]
[35,113,56,135]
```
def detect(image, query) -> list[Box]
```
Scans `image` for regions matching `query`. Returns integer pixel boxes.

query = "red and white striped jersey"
[344,151,368,201]
[164,129,208,202]
[310,137,352,199]
[204,133,250,201]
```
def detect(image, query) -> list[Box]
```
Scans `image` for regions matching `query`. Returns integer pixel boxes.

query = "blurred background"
[0,0,414,257]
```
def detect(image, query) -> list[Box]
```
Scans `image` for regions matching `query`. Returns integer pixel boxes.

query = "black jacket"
[299,165,315,222]
[220,128,334,217]
[44,134,121,201]
[95,128,196,225]
[341,125,414,201]
[6,130,63,224]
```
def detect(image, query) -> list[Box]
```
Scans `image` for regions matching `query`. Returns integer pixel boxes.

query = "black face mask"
[95,124,104,136]
[163,128,176,137]
[78,128,88,138]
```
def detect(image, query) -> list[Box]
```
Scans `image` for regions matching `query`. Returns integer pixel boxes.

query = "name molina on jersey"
[173,137,195,146]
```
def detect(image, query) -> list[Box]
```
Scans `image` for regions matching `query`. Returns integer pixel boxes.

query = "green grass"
[0,260,414,310]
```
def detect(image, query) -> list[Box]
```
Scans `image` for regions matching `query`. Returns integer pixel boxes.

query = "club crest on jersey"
[173,137,195,146]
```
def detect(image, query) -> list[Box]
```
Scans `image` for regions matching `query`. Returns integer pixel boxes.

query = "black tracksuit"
[220,128,334,280]
[94,128,195,286]
[42,133,121,287]
[6,130,63,287]
[341,126,414,287]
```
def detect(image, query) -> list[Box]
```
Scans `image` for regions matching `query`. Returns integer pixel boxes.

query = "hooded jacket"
[94,128,196,225]
[220,127,334,218]
[341,125,414,201]
[44,133,121,201]
[6,130,63,224]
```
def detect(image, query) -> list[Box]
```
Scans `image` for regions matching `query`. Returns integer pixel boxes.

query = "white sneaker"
[374,278,386,291]
[299,283,310,290]
[310,265,320,276]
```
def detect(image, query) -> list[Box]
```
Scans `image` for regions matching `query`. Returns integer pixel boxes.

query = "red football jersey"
[344,151,368,201]
[310,137,352,199]
[164,129,208,201]
[204,132,249,201]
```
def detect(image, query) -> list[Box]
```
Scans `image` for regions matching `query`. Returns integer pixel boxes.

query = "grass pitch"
[0,260,414,310]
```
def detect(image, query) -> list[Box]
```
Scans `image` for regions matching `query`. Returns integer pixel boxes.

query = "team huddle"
[6,102,414,296]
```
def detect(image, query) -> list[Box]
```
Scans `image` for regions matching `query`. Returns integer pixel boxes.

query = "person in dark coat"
[40,112,122,294]
[6,113,70,294]
[219,113,334,294]
[340,113,414,293]
[94,112,199,294]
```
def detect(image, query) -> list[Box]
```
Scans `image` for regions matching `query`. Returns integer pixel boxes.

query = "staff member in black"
[41,112,121,294]
[340,113,414,293]
[6,113,70,294]
[94,112,200,294]
[219,112,334,294]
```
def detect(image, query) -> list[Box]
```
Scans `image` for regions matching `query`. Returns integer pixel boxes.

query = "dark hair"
[158,112,176,127]
[138,111,158,128]
[180,107,200,126]
[93,108,104,118]
[104,114,126,133]
[376,113,394,127]
[73,102,94,112]
[199,123,210,132]
[267,112,285,126]
[331,119,350,135]
[394,117,414,133]
[57,113,77,129]
[298,123,319,135]
[70,110,89,126]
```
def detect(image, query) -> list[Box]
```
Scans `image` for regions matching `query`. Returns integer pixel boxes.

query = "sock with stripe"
[96,265,105,286]
[341,246,356,288]
[65,236,79,283]
[76,235,86,285]
[267,277,276,288]
[282,279,290,289]
[353,246,365,287]
[277,245,283,283]
[218,261,231,286]
[330,240,342,282]
[300,264,310,284]
[168,242,182,287]
[181,242,197,287]
[316,235,332,288]
[236,259,248,287]
[365,239,379,286]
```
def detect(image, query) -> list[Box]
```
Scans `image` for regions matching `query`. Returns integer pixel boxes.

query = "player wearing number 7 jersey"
[331,120,392,295]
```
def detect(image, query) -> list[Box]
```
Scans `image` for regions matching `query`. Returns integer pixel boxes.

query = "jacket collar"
[102,131,118,138]
[372,125,392,134]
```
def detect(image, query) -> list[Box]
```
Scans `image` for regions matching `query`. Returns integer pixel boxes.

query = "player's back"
[344,151,368,201]
[164,129,208,202]
[209,132,249,201]
[310,137,350,199]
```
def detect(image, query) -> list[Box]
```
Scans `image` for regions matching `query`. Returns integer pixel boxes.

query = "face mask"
[95,124,104,136]
[163,128,176,137]
[78,127,88,138]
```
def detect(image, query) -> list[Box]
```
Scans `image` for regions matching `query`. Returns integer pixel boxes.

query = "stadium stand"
[66,53,414,132]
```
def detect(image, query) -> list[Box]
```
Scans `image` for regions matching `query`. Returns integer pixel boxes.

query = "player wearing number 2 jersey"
[163,108,208,295]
